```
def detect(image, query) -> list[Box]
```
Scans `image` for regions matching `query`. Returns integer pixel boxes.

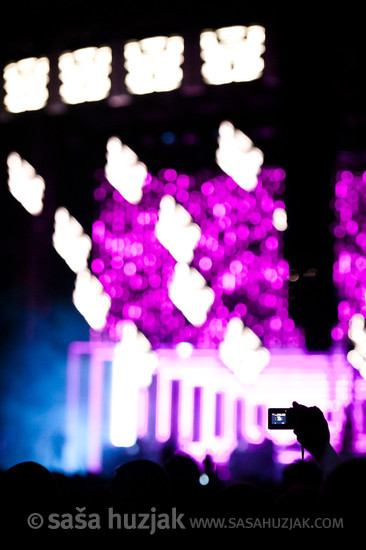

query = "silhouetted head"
[111,459,170,510]
[217,482,269,515]
[321,457,366,518]
[276,484,320,516]
[2,461,59,530]
[165,453,201,490]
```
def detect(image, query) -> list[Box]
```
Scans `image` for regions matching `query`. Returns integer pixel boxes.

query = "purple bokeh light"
[91,166,304,349]
[332,169,366,341]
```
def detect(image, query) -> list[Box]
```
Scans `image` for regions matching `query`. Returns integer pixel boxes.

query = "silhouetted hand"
[292,401,331,461]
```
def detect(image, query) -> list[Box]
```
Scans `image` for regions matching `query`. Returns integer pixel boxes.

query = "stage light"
[348,313,365,342]
[168,263,215,327]
[52,207,92,273]
[161,132,176,145]
[110,321,158,447]
[58,46,112,104]
[155,195,201,263]
[199,474,209,486]
[216,121,264,191]
[199,256,212,272]
[220,272,236,293]
[124,35,184,94]
[219,318,270,384]
[346,313,366,379]
[176,341,194,358]
[105,137,147,204]
[72,269,111,331]
[272,207,288,231]
[3,57,49,113]
[200,25,265,85]
[7,152,45,215]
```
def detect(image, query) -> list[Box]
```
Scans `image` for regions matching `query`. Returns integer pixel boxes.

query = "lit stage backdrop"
[91,135,299,350]
[65,343,361,474]
[62,131,366,474]
[5,24,366,475]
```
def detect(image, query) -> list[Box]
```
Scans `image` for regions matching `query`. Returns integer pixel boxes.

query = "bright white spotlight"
[347,313,366,380]
[124,35,184,94]
[176,341,194,358]
[155,195,201,263]
[348,313,366,345]
[347,349,365,371]
[200,25,265,85]
[219,317,270,384]
[105,137,147,204]
[7,152,45,215]
[52,207,92,273]
[216,120,264,192]
[72,269,111,331]
[3,57,49,113]
[58,46,112,104]
[168,263,215,327]
[110,321,158,447]
[273,208,288,231]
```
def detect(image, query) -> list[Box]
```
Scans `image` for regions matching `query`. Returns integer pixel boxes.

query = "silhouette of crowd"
[1,402,365,541]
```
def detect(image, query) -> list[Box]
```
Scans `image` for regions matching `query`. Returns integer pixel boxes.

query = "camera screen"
[271,412,287,425]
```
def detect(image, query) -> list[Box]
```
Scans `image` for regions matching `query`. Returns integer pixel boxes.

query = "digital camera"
[268,408,296,430]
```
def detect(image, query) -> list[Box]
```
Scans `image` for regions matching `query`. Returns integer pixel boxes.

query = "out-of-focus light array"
[7,152,45,215]
[92,149,301,350]
[58,46,112,105]
[72,269,112,331]
[332,170,366,354]
[2,25,266,112]
[52,207,92,273]
[216,121,264,191]
[3,57,49,113]
[5,148,111,331]
[200,25,265,85]
[52,206,111,330]
[124,35,184,94]
[168,263,215,326]
[155,195,201,263]
[105,137,148,204]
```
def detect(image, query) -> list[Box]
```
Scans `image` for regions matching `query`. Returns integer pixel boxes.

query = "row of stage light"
[1,24,266,113]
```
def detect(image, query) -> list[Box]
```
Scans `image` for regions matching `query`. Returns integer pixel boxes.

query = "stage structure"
[65,342,364,474]
[6,22,366,474]
[62,123,366,474]
[7,124,366,475]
